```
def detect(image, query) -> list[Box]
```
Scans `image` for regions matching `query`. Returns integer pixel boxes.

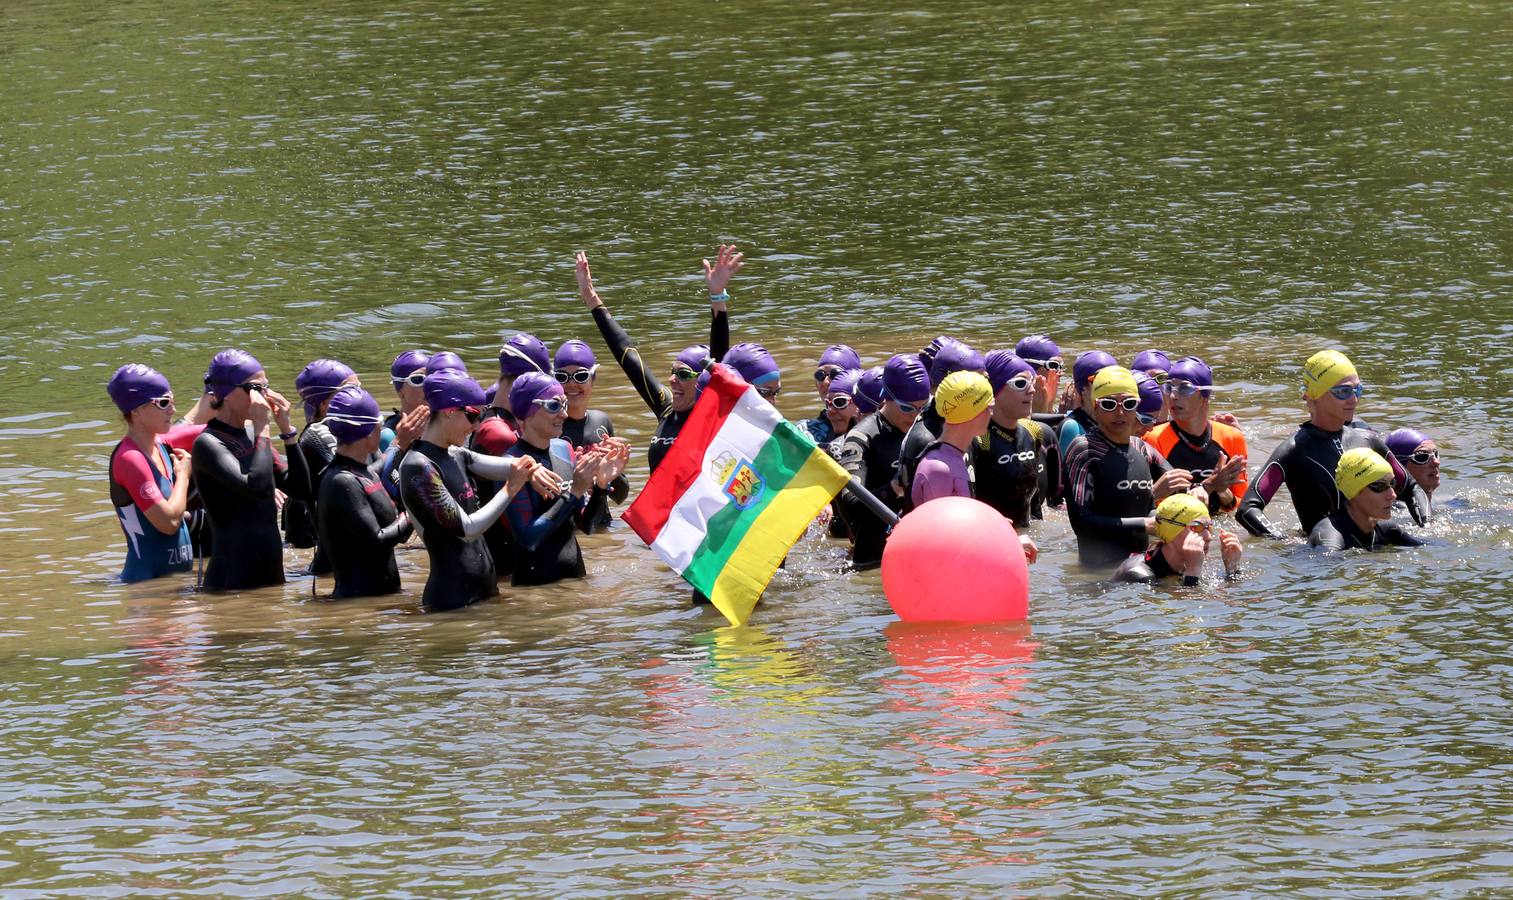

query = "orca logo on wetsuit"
[1117,479,1153,490]
[997,450,1036,465]
[1189,467,1217,479]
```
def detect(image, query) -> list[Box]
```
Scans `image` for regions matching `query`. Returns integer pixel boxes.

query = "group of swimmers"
[105,246,1445,608]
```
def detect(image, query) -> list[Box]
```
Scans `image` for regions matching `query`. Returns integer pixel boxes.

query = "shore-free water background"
[2,0,1512,894]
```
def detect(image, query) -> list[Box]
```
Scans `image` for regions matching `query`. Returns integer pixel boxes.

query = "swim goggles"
[1095,396,1140,412]
[1363,480,1393,494]
[1136,412,1156,427]
[461,406,482,424]
[1406,449,1439,465]
[1163,379,1212,398]
[826,395,852,410]
[1155,513,1213,535]
[1003,375,1034,392]
[756,385,781,401]
[1020,357,1063,372]
[398,372,427,387]
[237,381,269,394]
[148,394,175,410]
[555,367,597,384]
[670,365,700,382]
[814,366,845,383]
[531,397,568,415]
[1326,384,1366,400]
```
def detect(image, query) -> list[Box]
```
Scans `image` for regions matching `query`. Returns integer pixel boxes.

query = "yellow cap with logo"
[1090,366,1138,401]
[934,370,994,424]
[1335,447,1393,500]
[1153,493,1211,543]
[1302,350,1357,400]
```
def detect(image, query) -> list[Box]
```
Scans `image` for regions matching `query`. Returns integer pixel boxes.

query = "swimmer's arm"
[1236,440,1290,538]
[590,306,673,417]
[275,432,312,502]
[1111,554,1157,584]
[324,473,409,549]
[459,449,517,483]
[1306,519,1345,551]
[115,445,192,534]
[406,461,513,540]
[1388,455,1429,527]
[192,431,275,500]
[379,445,404,501]
[1042,435,1064,507]
[505,487,578,551]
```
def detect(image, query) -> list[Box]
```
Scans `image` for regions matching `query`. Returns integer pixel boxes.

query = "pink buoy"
[881,497,1029,623]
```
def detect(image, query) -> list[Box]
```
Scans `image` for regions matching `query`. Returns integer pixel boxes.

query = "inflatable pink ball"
[881,497,1029,623]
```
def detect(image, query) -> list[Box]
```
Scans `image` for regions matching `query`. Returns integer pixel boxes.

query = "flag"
[623,365,852,626]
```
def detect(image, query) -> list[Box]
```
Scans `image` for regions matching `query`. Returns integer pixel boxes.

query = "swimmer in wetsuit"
[1142,356,1250,517]
[316,386,413,598]
[284,358,361,567]
[1238,349,1424,538]
[106,364,204,582]
[503,372,630,586]
[1064,366,1200,567]
[801,367,862,449]
[897,337,983,502]
[575,246,738,474]
[1114,493,1244,585]
[1016,334,1064,416]
[554,338,630,531]
[1056,349,1118,459]
[805,345,862,444]
[1387,427,1441,522]
[191,349,311,592]
[974,351,1055,562]
[399,369,539,611]
[834,354,929,570]
[1308,448,1425,551]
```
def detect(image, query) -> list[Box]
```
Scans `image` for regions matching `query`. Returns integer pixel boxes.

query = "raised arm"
[1237,438,1291,538]
[702,244,742,361]
[578,251,674,417]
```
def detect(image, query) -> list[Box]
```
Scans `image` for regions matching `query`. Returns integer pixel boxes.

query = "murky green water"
[3,0,1512,894]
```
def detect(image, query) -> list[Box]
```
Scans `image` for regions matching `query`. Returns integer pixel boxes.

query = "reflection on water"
[2,0,1512,893]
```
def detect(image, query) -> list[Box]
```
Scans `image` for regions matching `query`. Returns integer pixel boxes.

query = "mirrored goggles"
[1163,379,1212,398]
[814,366,844,383]
[1326,383,1366,401]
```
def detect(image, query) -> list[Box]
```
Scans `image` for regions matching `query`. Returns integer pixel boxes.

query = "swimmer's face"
[669,364,699,412]
[1351,478,1396,521]
[446,407,476,445]
[1167,380,1210,425]
[1092,391,1137,440]
[824,394,856,433]
[883,398,920,430]
[1404,440,1441,493]
[397,368,427,411]
[1309,375,1361,428]
[559,366,595,403]
[524,401,567,442]
[994,374,1035,422]
[130,391,177,434]
[814,365,843,400]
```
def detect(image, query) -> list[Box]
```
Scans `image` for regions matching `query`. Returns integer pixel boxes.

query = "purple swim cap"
[722,342,780,385]
[107,364,172,414]
[928,337,984,388]
[1386,427,1433,462]
[1015,334,1062,365]
[882,353,931,405]
[554,339,597,371]
[427,351,468,375]
[499,333,551,378]
[324,386,382,444]
[677,344,712,372]
[203,349,264,399]
[920,337,945,367]
[1168,356,1213,388]
[1134,372,1164,417]
[295,358,356,420]
[984,350,1035,395]
[391,349,432,383]
[1072,350,1119,390]
[818,344,861,370]
[1132,349,1172,374]
[484,384,498,407]
[854,366,885,415]
[509,371,565,421]
[423,369,486,411]
[826,368,862,397]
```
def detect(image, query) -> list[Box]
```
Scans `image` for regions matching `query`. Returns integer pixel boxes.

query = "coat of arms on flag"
[712,452,764,510]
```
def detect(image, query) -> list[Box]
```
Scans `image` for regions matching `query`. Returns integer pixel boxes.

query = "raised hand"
[171,447,192,480]
[1205,451,1248,493]
[571,445,604,494]
[702,244,745,298]
[395,405,429,451]
[264,388,294,436]
[575,251,603,310]
[248,387,273,434]
[1218,529,1243,575]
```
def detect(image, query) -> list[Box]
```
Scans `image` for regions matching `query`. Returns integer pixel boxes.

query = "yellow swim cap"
[1335,447,1393,500]
[1302,350,1357,400]
[934,370,994,425]
[1153,493,1210,543]
[1090,366,1138,401]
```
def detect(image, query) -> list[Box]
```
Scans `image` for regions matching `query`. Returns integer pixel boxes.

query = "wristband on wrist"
[279,429,298,442]
[709,291,730,303]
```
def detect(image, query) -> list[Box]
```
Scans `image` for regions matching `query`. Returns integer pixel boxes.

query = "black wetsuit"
[504,439,600,586]
[1063,426,1173,567]
[834,410,909,570]
[1307,509,1425,551]
[1238,421,1424,537]
[975,418,1058,530]
[1112,546,1192,585]
[317,453,412,598]
[561,409,629,531]
[1029,412,1067,513]
[399,440,518,611]
[282,422,339,577]
[192,420,311,592]
[896,407,945,510]
[591,304,728,474]
[468,407,520,580]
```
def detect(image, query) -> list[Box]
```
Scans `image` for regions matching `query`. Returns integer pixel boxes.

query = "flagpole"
[843,477,900,528]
